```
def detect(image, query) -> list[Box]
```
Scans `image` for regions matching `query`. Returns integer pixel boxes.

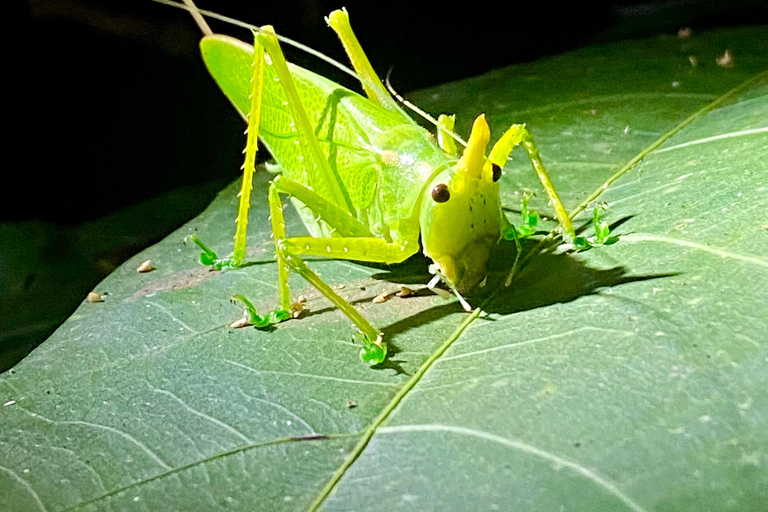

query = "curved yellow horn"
[459,114,491,180]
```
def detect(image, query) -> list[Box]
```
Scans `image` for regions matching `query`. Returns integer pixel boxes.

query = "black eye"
[492,163,502,182]
[431,183,450,203]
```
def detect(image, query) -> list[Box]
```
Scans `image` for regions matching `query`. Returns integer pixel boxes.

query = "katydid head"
[420,114,503,293]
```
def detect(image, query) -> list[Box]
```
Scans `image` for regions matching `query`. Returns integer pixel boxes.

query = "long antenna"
[180,0,211,35]
[156,1,466,148]
[153,0,362,83]
[385,69,467,148]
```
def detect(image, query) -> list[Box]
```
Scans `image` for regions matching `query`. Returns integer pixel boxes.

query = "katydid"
[170,0,611,365]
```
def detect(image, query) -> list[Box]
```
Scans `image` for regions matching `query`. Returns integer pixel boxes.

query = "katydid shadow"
[372,238,677,359]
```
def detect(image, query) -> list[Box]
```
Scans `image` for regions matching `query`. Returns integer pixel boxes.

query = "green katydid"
[169,0,615,365]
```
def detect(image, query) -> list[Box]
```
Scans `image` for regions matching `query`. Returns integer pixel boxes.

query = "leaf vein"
[378,424,648,512]
[59,434,351,512]
[622,233,768,268]
[224,359,398,387]
[149,386,253,443]
[0,464,49,512]
[569,69,768,219]
[16,408,172,471]
[507,92,716,118]
[237,389,317,433]
[440,326,635,362]
[654,127,768,153]
[146,301,200,334]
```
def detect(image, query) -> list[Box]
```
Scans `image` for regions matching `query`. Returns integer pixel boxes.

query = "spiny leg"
[188,31,267,269]
[232,29,267,266]
[213,24,406,364]
[325,9,398,110]
[267,174,375,314]
[327,11,467,157]
[267,178,419,364]
[257,27,355,214]
[192,24,358,269]
[489,123,575,241]
[280,232,419,362]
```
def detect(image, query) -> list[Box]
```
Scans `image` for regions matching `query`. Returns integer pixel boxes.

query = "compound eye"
[492,163,502,182]
[431,183,450,203]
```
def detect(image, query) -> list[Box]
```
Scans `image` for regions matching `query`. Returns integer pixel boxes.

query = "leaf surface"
[1,26,767,512]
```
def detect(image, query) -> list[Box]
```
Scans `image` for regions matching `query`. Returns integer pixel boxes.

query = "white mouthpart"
[427,273,472,311]
[453,289,473,312]
[427,274,451,299]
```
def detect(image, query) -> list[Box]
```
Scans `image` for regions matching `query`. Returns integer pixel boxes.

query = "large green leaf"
[2,26,767,512]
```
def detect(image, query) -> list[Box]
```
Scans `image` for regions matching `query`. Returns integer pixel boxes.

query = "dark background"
[2,0,766,371]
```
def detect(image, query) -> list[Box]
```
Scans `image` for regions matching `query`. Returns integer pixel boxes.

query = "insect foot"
[230,294,291,329]
[358,333,387,366]
[571,204,621,251]
[515,193,541,238]
[185,233,243,270]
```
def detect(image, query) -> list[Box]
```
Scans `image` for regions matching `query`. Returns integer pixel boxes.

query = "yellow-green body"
[201,35,501,274]
[187,5,576,363]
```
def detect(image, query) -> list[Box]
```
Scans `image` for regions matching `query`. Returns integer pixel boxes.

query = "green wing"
[201,38,384,215]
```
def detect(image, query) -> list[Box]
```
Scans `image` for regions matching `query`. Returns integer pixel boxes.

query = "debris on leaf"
[372,291,391,303]
[137,260,154,273]
[396,286,414,298]
[230,317,250,329]
[86,292,104,303]
[716,49,734,68]
[346,400,357,409]
[290,300,306,319]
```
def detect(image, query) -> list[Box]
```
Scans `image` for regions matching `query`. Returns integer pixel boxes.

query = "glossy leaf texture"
[1,26,767,512]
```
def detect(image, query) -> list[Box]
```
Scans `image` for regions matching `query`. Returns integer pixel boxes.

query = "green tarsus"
[185,233,235,270]
[572,204,620,251]
[516,193,540,237]
[231,294,289,328]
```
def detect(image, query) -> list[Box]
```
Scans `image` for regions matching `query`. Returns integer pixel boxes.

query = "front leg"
[490,124,575,241]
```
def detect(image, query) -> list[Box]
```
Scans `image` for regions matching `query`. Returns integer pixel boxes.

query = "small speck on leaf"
[373,291,391,304]
[716,49,734,68]
[346,400,357,409]
[230,317,250,329]
[137,260,154,273]
[87,292,104,303]
[290,301,306,319]
[397,286,414,298]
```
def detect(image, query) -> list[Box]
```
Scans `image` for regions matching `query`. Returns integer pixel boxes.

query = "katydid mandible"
[177,0,591,365]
